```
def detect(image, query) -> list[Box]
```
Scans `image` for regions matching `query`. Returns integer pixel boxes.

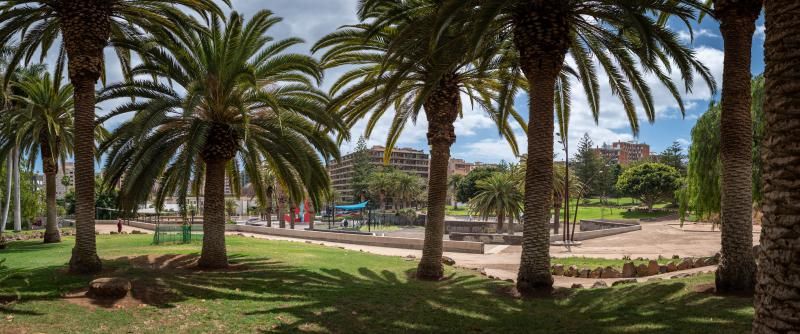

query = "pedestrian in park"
[117,218,123,234]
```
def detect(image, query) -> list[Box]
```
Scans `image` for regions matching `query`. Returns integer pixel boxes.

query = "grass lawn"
[551,256,680,271]
[0,235,752,333]
[448,197,675,222]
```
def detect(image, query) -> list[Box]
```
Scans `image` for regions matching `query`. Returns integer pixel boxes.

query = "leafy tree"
[350,136,374,202]
[99,11,340,269]
[393,172,425,209]
[367,170,398,211]
[431,0,714,293]
[572,133,602,195]
[615,163,680,210]
[456,167,501,204]
[659,141,687,175]
[315,0,525,280]
[468,172,522,235]
[0,0,226,275]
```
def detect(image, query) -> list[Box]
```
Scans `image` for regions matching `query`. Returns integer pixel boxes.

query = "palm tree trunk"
[289,205,295,229]
[417,78,460,281]
[507,216,514,236]
[553,201,561,235]
[753,2,800,331]
[714,0,761,293]
[68,78,102,274]
[0,155,10,234]
[266,192,273,227]
[277,193,285,228]
[513,2,570,293]
[12,146,21,232]
[198,160,228,269]
[41,140,61,243]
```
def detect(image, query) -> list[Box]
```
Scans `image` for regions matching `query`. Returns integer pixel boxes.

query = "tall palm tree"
[2,70,75,243]
[0,0,226,274]
[315,0,525,280]
[753,1,800,330]
[395,172,424,209]
[432,0,715,293]
[367,171,398,211]
[469,172,523,235]
[709,0,763,293]
[99,11,341,269]
[259,166,276,227]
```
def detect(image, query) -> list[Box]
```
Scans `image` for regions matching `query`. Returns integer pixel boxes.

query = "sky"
[34,0,768,171]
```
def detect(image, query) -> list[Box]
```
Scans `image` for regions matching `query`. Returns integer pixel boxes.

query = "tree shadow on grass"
[1,252,753,333]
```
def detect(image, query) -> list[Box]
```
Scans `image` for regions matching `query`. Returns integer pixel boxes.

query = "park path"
[95,220,758,288]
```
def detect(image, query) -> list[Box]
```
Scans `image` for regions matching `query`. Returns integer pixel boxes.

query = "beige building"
[447,158,498,177]
[594,141,651,165]
[55,161,75,200]
[328,145,430,203]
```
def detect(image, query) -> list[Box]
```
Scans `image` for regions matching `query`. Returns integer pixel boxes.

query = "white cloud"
[677,28,719,42]
[755,25,766,40]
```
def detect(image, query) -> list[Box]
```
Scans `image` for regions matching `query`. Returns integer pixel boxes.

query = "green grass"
[0,235,752,333]
[448,197,675,221]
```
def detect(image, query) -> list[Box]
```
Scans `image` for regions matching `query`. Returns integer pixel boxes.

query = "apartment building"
[594,141,651,165]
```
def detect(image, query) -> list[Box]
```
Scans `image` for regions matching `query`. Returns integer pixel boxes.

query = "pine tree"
[350,137,374,202]
[572,133,602,196]
[659,141,687,175]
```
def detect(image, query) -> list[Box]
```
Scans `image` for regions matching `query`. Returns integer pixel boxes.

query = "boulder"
[647,277,663,282]
[110,231,118,235]
[671,273,691,279]
[591,281,608,289]
[666,262,678,272]
[601,267,620,279]
[635,264,649,277]
[571,283,584,289]
[611,278,637,287]
[646,260,660,276]
[552,264,565,276]
[578,268,591,278]
[441,256,456,266]
[693,257,708,268]
[590,267,603,279]
[131,230,143,234]
[565,265,578,277]
[677,258,694,271]
[622,262,636,278]
[659,265,668,274]
[88,278,131,299]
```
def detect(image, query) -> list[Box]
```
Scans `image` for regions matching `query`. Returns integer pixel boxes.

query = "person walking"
[117,218,123,234]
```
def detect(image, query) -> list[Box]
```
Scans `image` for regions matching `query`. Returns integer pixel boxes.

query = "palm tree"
[432,0,715,293]
[260,166,277,227]
[315,0,525,280]
[395,172,424,209]
[367,171,398,211]
[99,11,341,269]
[0,0,226,274]
[2,70,75,243]
[448,174,464,210]
[469,172,523,235]
[753,1,800,330]
[708,0,763,293]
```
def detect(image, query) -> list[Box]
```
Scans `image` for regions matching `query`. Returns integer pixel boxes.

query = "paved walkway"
[94,220,759,288]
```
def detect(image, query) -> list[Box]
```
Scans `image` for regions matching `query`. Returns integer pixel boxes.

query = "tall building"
[594,141,651,165]
[55,161,75,200]
[447,158,499,177]
[328,145,430,203]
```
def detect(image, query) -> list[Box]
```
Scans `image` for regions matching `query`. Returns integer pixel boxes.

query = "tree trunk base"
[197,256,229,270]
[516,271,554,295]
[43,231,61,244]
[715,266,755,294]
[416,261,443,281]
[68,248,102,274]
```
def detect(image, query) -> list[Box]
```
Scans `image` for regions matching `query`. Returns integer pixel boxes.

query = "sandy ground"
[94,220,759,287]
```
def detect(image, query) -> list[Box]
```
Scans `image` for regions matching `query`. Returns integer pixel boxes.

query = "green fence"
[153,224,203,245]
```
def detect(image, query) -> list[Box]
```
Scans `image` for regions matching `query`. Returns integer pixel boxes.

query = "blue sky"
[33,1,768,171]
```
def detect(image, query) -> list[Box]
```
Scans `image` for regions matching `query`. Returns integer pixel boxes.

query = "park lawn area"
[445,205,471,216]
[562,205,673,222]
[0,235,752,333]
[551,256,680,271]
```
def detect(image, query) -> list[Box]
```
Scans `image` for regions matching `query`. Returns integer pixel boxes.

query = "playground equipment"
[145,214,203,245]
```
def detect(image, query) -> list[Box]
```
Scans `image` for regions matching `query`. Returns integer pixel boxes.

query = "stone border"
[123,221,485,254]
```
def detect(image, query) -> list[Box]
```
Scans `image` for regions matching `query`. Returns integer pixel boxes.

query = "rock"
[441,256,456,266]
[611,279,637,287]
[236,233,245,237]
[131,230,143,234]
[590,267,603,279]
[666,262,678,272]
[571,283,584,289]
[693,258,707,268]
[647,277,663,282]
[635,264,649,277]
[504,279,514,283]
[110,231,118,235]
[552,264,565,276]
[565,265,578,277]
[591,281,608,289]
[88,278,131,299]
[600,267,620,279]
[677,258,694,271]
[305,241,312,244]
[405,255,416,259]
[622,262,636,278]
[578,268,591,278]
[671,273,691,279]
[659,265,668,274]
[479,269,487,276]
[646,260,660,276]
